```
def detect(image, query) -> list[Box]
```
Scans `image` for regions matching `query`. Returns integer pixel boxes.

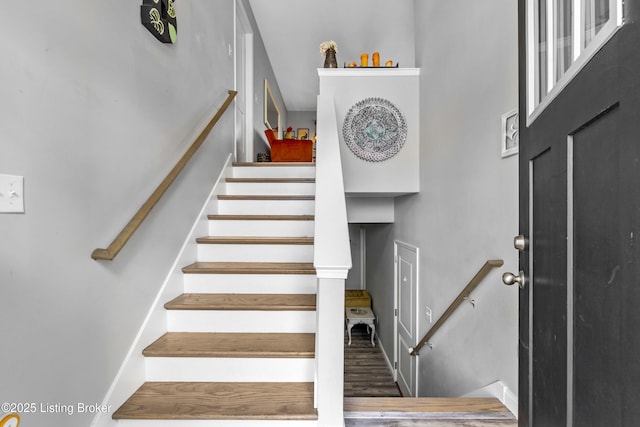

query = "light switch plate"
[0,174,25,213]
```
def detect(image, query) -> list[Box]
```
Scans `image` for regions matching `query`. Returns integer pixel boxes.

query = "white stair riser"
[232,166,315,179]
[197,244,314,263]
[145,357,315,382]
[116,420,318,427]
[218,199,315,215]
[183,274,317,294]
[225,182,315,196]
[209,219,314,237]
[167,310,316,333]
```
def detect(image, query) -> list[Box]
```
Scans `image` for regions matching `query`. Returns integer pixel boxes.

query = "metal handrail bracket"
[410,259,504,356]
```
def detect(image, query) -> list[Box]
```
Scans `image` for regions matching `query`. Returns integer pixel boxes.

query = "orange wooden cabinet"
[264,129,313,162]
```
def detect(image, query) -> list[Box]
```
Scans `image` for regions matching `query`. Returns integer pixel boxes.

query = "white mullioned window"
[526,0,623,124]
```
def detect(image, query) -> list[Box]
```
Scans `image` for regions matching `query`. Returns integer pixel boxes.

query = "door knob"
[513,235,528,251]
[502,271,526,289]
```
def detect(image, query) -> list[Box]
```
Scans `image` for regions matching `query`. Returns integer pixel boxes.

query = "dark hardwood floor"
[344,324,402,397]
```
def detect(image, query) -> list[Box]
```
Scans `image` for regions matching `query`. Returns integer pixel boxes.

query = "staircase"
[108,161,516,426]
[113,162,320,426]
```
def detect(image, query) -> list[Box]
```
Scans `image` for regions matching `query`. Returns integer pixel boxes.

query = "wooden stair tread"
[182,262,316,275]
[233,162,315,167]
[226,177,315,183]
[113,382,317,420]
[218,195,315,200]
[344,397,514,416]
[208,214,314,221]
[143,332,315,358]
[196,236,313,245]
[343,386,403,398]
[165,293,316,311]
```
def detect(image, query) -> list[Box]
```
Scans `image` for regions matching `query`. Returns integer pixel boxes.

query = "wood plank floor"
[344,418,518,426]
[344,397,517,427]
[344,397,511,413]
[344,325,402,397]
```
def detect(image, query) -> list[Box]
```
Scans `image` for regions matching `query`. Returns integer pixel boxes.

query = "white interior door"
[395,241,419,397]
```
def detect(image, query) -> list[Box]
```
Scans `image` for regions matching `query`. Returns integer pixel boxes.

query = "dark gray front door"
[517,1,640,425]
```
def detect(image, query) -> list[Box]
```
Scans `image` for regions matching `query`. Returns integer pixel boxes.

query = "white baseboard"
[375,336,396,383]
[463,380,518,418]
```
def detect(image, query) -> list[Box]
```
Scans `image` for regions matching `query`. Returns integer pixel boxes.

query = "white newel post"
[315,273,347,427]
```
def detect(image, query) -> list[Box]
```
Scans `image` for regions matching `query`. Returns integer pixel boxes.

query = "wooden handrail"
[92,90,237,261]
[410,259,504,356]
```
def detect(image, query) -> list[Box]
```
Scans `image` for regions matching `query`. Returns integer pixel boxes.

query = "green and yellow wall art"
[141,0,177,44]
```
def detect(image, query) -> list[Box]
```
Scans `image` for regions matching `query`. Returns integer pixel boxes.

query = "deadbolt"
[513,235,529,251]
[502,271,526,289]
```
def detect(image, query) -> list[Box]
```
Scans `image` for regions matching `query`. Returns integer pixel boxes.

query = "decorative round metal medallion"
[343,97,407,162]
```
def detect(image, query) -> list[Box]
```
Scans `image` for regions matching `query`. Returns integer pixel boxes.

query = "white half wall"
[318,68,420,195]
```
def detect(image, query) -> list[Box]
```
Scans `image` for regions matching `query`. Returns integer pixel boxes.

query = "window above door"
[526,0,624,124]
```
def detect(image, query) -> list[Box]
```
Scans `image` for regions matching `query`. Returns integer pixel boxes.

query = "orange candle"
[372,52,380,67]
[360,53,369,67]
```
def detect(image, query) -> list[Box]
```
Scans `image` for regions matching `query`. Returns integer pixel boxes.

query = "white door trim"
[234,0,254,162]
[360,227,367,290]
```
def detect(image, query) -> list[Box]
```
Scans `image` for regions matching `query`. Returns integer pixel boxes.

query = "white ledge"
[318,68,420,78]
[315,267,351,280]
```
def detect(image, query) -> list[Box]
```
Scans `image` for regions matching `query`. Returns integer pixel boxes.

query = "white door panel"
[395,241,418,397]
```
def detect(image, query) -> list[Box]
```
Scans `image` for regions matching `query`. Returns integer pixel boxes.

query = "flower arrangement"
[320,40,338,55]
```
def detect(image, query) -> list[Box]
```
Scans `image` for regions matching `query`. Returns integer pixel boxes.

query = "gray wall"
[287,111,317,140]
[0,1,237,425]
[247,0,417,112]
[365,0,519,397]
